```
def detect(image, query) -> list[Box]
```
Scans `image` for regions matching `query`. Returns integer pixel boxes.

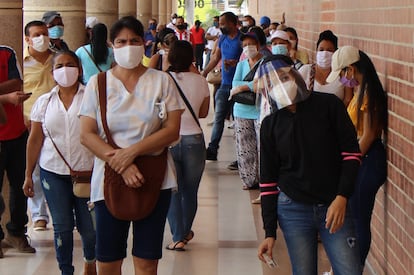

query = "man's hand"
[2,91,31,106]
[325,195,347,234]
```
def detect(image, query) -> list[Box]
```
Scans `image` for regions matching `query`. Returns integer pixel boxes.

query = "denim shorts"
[95,189,171,262]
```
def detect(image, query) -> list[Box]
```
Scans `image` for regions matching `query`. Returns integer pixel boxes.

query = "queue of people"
[0,9,387,275]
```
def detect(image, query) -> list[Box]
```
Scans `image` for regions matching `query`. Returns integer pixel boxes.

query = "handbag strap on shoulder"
[166,71,201,128]
[97,72,119,149]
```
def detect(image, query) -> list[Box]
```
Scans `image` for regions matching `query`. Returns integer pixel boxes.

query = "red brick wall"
[251,1,414,274]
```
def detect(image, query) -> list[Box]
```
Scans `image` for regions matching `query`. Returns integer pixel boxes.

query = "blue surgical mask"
[272,44,288,55]
[48,25,64,39]
[213,21,218,28]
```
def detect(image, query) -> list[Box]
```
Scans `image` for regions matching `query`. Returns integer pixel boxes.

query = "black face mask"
[176,24,186,30]
[220,27,229,35]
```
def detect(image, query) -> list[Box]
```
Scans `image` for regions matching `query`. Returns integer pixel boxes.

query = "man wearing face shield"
[257,55,363,275]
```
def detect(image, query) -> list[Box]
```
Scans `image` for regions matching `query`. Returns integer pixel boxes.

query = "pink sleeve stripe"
[341,152,362,156]
[260,191,279,196]
[259,183,277,188]
[343,156,362,164]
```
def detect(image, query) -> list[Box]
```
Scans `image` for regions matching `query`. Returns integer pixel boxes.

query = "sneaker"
[227,122,234,129]
[206,148,217,161]
[227,161,238,170]
[3,234,36,253]
[33,220,47,231]
[207,119,214,126]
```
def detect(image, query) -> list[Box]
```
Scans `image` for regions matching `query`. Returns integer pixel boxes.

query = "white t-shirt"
[205,26,221,50]
[31,85,94,175]
[170,72,210,135]
[79,69,185,202]
[299,64,345,100]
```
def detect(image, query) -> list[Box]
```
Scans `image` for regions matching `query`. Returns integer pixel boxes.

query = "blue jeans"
[168,134,206,242]
[40,168,96,275]
[350,139,386,266]
[208,84,233,152]
[277,192,362,275]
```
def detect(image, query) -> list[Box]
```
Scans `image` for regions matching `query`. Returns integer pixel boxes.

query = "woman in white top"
[299,30,353,106]
[23,51,96,275]
[165,40,210,251]
[78,16,183,275]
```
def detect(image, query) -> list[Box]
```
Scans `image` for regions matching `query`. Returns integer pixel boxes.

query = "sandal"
[183,230,194,244]
[165,241,186,251]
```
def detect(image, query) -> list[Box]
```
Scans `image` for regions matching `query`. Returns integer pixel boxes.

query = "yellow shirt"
[347,91,368,137]
[23,47,55,117]
[296,49,309,65]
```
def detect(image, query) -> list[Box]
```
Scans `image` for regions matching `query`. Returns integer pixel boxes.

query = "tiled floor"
[0,109,371,275]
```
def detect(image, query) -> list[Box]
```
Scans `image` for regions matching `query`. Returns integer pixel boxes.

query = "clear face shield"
[256,55,311,111]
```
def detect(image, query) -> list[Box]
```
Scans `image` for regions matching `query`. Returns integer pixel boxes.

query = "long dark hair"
[354,50,387,133]
[168,40,193,72]
[91,23,108,64]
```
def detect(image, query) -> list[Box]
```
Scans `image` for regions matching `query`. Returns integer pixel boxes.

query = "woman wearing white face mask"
[79,16,184,275]
[228,32,263,190]
[299,30,353,106]
[23,51,96,275]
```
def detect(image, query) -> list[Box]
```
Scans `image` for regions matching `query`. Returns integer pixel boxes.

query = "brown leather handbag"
[97,72,168,221]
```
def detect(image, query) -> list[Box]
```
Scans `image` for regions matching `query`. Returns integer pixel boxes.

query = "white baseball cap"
[270,30,289,42]
[326,45,360,83]
[85,17,99,29]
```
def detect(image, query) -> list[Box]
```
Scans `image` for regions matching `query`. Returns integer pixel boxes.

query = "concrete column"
[0,0,23,63]
[23,0,85,51]
[151,0,158,24]
[158,0,167,25]
[86,0,118,31]
[119,0,136,18]
[167,0,173,21]
[136,0,151,26]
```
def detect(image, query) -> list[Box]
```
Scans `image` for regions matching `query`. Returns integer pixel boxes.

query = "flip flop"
[165,241,186,251]
[183,230,194,244]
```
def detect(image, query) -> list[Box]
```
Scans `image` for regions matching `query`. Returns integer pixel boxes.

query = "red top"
[190,26,205,45]
[0,46,26,141]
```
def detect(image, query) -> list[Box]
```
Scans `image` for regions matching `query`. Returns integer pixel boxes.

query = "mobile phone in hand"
[263,253,278,268]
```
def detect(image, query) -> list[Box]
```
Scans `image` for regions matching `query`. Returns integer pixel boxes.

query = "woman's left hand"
[106,148,136,174]
[325,195,347,234]
[121,163,144,188]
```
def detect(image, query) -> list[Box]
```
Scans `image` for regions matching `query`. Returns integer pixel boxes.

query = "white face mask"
[31,35,50,52]
[269,80,297,109]
[172,18,177,25]
[242,21,249,27]
[113,45,144,69]
[316,50,334,69]
[243,45,258,59]
[53,67,79,87]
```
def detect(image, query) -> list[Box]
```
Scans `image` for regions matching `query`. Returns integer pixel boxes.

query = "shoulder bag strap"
[309,63,316,92]
[83,46,103,72]
[43,94,74,172]
[97,72,118,149]
[166,71,201,128]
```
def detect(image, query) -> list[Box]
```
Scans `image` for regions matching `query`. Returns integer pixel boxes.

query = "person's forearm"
[0,79,22,95]
[25,134,43,178]
[80,131,114,162]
